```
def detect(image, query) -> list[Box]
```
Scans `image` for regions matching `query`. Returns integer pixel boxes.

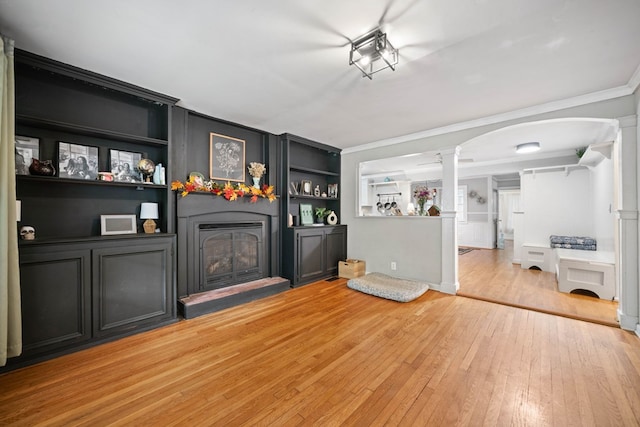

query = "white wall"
[345,217,443,284]
[459,176,494,248]
[521,167,592,246]
[520,155,615,251]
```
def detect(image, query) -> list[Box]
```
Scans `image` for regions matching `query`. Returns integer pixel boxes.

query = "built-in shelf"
[17,115,169,147]
[16,174,167,189]
[290,164,340,176]
[368,180,407,186]
[522,164,586,177]
[578,141,613,167]
[290,194,338,201]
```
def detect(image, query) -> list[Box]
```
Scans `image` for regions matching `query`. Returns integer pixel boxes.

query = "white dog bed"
[347,272,430,302]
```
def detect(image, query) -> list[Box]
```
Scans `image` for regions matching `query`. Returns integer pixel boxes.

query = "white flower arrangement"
[247,162,266,178]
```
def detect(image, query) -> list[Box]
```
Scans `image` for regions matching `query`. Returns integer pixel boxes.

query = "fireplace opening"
[199,222,266,291]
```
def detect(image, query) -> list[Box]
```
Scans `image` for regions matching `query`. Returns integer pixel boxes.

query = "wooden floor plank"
[1,269,640,425]
[458,240,619,326]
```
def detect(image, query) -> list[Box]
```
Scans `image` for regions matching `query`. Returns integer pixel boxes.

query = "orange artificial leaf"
[250,194,258,203]
[224,186,237,201]
[171,180,184,191]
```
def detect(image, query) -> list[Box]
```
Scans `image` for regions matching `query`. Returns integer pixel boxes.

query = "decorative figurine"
[20,225,35,240]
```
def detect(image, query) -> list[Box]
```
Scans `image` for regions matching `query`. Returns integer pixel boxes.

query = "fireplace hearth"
[176,193,289,318]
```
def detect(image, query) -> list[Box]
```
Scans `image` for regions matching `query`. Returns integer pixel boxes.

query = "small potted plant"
[314,207,331,224]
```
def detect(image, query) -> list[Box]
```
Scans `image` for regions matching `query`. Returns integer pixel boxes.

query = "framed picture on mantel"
[210,132,245,182]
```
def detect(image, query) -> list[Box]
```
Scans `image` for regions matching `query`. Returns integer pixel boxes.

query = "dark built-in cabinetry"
[280,134,346,286]
[8,50,178,370]
[16,235,175,368]
[283,225,347,285]
[15,50,178,238]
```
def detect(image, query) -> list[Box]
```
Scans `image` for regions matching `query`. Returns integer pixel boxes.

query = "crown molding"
[628,63,640,93]
[342,84,635,155]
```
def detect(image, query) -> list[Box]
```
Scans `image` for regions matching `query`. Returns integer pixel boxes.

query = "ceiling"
[359,117,619,180]
[0,0,639,159]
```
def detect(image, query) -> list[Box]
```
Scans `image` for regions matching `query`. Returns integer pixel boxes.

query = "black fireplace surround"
[176,193,281,298]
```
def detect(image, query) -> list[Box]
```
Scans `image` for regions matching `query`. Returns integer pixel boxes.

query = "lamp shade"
[140,202,159,220]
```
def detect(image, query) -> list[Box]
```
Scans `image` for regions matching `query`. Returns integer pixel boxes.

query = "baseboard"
[618,307,639,331]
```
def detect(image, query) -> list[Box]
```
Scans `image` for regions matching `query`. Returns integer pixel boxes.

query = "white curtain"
[0,35,22,366]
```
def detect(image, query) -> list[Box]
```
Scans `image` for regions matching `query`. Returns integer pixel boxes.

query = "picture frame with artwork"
[299,203,314,226]
[110,149,142,182]
[58,141,99,180]
[328,183,339,198]
[15,135,39,175]
[100,214,137,235]
[210,132,245,182]
[301,180,312,196]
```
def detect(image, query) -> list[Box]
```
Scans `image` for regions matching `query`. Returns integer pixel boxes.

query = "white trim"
[342,85,634,154]
[628,63,640,93]
[619,308,639,332]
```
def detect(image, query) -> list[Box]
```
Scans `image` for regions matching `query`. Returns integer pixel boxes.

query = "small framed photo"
[299,203,313,226]
[100,214,137,235]
[210,132,245,182]
[328,183,339,198]
[301,180,312,196]
[15,135,39,175]
[58,141,99,180]
[110,149,142,182]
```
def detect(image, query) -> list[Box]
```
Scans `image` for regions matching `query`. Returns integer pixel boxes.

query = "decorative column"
[439,146,460,294]
[616,115,638,332]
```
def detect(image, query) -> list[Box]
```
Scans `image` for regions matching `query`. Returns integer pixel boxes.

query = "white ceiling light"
[349,28,398,80]
[516,142,541,154]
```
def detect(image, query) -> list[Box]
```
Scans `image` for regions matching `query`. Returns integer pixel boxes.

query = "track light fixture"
[349,28,398,80]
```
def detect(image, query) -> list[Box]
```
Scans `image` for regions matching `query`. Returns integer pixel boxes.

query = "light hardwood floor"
[458,241,619,327]
[1,274,640,425]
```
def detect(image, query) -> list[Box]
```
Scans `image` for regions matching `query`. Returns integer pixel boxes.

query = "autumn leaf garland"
[171,175,277,203]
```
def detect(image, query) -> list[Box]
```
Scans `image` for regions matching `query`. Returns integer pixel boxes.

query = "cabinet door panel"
[93,241,173,337]
[297,232,324,282]
[20,249,91,353]
[325,229,347,276]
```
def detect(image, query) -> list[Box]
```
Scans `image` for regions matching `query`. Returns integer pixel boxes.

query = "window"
[431,185,467,222]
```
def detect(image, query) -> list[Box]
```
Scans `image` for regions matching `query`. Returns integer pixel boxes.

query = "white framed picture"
[15,135,40,175]
[110,149,142,182]
[58,141,99,180]
[100,214,137,235]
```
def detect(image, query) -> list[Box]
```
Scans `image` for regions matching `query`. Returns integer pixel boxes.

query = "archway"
[454,117,623,325]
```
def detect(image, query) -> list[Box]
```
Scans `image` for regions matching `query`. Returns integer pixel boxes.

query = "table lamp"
[140,202,159,234]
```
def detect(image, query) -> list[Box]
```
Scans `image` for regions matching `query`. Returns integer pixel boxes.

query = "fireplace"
[199,222,265,291]
[176,193,283,300]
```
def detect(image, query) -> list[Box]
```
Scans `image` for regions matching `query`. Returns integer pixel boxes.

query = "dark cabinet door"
[92,238,175,338]
[19,249,92,355]
[297,230,325,283]
[325,227,347,276]
[292,225,347,286]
